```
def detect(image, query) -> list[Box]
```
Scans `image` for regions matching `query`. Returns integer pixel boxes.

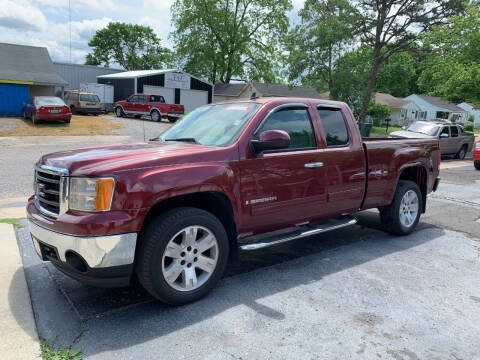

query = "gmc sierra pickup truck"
[28,97,440,305]
[114,94,185,122]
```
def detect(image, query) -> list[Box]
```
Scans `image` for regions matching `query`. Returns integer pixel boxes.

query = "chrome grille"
[34,164,69,218]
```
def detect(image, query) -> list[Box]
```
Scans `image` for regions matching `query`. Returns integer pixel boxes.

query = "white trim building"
[404,94,469,123]
[457,102,480,129]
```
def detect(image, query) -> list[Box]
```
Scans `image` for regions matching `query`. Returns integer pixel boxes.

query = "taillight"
[37,106,49,113]
[61,106,70,113]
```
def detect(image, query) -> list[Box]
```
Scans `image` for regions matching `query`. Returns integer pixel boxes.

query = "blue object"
[0,83,30,116]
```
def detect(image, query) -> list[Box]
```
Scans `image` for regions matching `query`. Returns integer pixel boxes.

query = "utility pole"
[69,0,72,63]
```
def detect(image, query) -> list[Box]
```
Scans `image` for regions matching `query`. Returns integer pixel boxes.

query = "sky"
[0,0,305,65]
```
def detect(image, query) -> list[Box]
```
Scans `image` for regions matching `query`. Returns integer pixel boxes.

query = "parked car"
[114,94,185,122]
[474,139,480,170]
[27,97,440,305]
[23,96,71,124]
[390,121,475,159]
[64,91,103,115]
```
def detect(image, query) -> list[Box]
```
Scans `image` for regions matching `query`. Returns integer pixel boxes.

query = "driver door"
[123,95,137,113]
[239,104,328,234]
[438,126,451,154]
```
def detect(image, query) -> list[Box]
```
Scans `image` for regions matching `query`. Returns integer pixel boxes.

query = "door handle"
[304,162,324,168]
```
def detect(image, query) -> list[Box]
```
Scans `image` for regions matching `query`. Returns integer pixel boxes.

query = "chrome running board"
[239,216,357,251]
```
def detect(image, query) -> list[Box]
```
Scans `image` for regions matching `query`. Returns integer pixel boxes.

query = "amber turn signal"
[94,178,115,211]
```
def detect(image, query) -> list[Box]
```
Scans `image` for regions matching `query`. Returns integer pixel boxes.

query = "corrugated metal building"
[0,43,67,116]
[54,62,123,90]
[97,69,213,113]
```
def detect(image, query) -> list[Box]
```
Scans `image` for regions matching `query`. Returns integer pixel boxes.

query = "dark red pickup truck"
[27,97,440,305]
[114,94,184,122]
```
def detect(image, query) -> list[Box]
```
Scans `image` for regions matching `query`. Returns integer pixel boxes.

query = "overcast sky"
[0,0,305,65]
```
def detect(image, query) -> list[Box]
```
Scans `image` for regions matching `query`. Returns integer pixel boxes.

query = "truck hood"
[389,130,435,139]
[40,141,213,176]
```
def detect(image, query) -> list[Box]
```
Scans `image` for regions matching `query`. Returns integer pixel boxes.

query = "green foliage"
[85,22,172,70]
[171,0,292,84]
[464,123,474,132]
[376,52,417,98]
[418,3,480,104]
[40,339,82,360]
[284,0,361,91]
[367,102,391,126]
[0,218,21,228]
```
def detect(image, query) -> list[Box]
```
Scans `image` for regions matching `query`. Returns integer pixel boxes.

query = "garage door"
[180,89,208,113]
[143,86,174,104]
[0,83,29,116]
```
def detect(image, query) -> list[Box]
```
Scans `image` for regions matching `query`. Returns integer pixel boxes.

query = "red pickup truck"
[27,97,440,305]
[114,94,184,122]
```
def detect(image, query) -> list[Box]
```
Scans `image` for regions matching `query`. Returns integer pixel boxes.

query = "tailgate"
[169,104,184,113]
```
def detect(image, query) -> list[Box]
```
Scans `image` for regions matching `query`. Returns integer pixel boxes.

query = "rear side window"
[150,95,165,103]
[318,108,349,147]
[137,95,146,103]
[258,107,316,150]
[80,94,100,102]
[450,126,458,137]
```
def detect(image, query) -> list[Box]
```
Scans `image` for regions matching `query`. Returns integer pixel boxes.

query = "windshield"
[406,122,439,136]
[80,94,100,102]
[36,97,65,106]
[157,103,262,146]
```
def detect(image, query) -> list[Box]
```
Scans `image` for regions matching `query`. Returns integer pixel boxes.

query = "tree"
[418,3,480,104]
[171,0,292,84]
[354,0,465,123]
[375,51,416,98]
[284,0,361,91]
[85,22,172,70]
[367,102,391,126]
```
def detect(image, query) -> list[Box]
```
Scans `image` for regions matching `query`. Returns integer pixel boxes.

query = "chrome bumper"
[28,220,137,268]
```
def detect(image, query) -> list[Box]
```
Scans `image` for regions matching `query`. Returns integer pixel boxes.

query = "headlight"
[69,177,115,211]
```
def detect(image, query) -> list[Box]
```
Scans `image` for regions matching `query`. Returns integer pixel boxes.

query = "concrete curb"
[0,223,39,359]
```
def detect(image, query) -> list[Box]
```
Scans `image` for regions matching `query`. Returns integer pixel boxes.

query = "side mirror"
[402,126,407,130]
[440,133,449,138]
[249,130,290,155]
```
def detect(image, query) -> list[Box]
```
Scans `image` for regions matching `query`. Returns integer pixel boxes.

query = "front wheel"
[379,180,422,235]
[115,107,123,118]
[136,207,229,305]
[474,160,480,171]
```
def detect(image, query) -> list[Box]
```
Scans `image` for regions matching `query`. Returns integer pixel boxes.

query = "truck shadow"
[13,211,443,356]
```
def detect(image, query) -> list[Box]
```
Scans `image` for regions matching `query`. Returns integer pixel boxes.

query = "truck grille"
[34,165,68,217]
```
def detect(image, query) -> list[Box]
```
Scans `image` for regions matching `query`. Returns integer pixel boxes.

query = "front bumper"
[78,107,102,114]
[29,220,137,286]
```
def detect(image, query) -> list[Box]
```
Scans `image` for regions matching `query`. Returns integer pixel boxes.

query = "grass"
[0,115,122,137]
[40,339,82,360]
[0,218,21,228]
[369,125,403,137]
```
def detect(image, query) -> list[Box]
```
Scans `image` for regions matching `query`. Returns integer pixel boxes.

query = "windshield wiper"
[164,137,199,144]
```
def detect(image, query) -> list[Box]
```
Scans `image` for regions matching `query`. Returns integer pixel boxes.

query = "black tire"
[115,107,124,118]
[93,113,98,116]
[23,110,28,119]
[136,207,229,305]
[379,180,422,236]
[168,117,177,123]
[151,110,161,122]
[65,119,71,124]
[456,145,467,160]
[70,106,76,115]
[134,115,142,119]
[474,160,480,171]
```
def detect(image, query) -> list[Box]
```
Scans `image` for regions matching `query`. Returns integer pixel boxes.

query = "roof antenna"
[250,92,258,99]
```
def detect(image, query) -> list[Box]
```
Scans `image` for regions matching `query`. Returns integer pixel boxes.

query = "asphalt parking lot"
[2,130,479,359]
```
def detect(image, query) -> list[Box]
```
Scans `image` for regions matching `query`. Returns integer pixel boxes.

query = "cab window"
[257,107,316,150]
[150,95,165,103]
[450,126,458,137]
[137,95,146,103]
[317,108,349,147]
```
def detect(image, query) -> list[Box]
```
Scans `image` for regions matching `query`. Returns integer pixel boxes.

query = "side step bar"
[239,216,357,251]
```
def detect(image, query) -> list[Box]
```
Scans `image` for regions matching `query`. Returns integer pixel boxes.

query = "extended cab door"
[239,104,329,234]
[123,95,137,113]
[134,95,148,114]
[438,126,451,154]
[316,106,365,215]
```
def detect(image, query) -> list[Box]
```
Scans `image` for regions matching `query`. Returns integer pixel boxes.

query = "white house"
[404,94,469,123]
[457,102,480,128]
[374,92,421,126]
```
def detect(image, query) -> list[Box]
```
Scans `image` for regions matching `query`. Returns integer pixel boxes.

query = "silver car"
[390,121,475,159]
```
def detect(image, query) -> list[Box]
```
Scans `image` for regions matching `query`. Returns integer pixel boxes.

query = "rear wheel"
[115,107,124,118]
[474,161,480,171]
[23,110,28,119]
[379,180,421,235]
[456,145,467,160]
[136,207,229,305]
[168,117,177,123]
[151,110,160,122]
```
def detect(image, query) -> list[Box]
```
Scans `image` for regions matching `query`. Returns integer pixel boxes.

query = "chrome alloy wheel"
[161,226,219,292]
[399,190,419,228]
[151,110,160,122]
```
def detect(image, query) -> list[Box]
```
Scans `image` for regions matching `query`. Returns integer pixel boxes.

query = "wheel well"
[141,192,238,257]
[150,108,160,115]
[398,166,427,213]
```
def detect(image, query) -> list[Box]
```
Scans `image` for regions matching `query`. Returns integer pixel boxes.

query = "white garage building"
[97,69,213,113]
